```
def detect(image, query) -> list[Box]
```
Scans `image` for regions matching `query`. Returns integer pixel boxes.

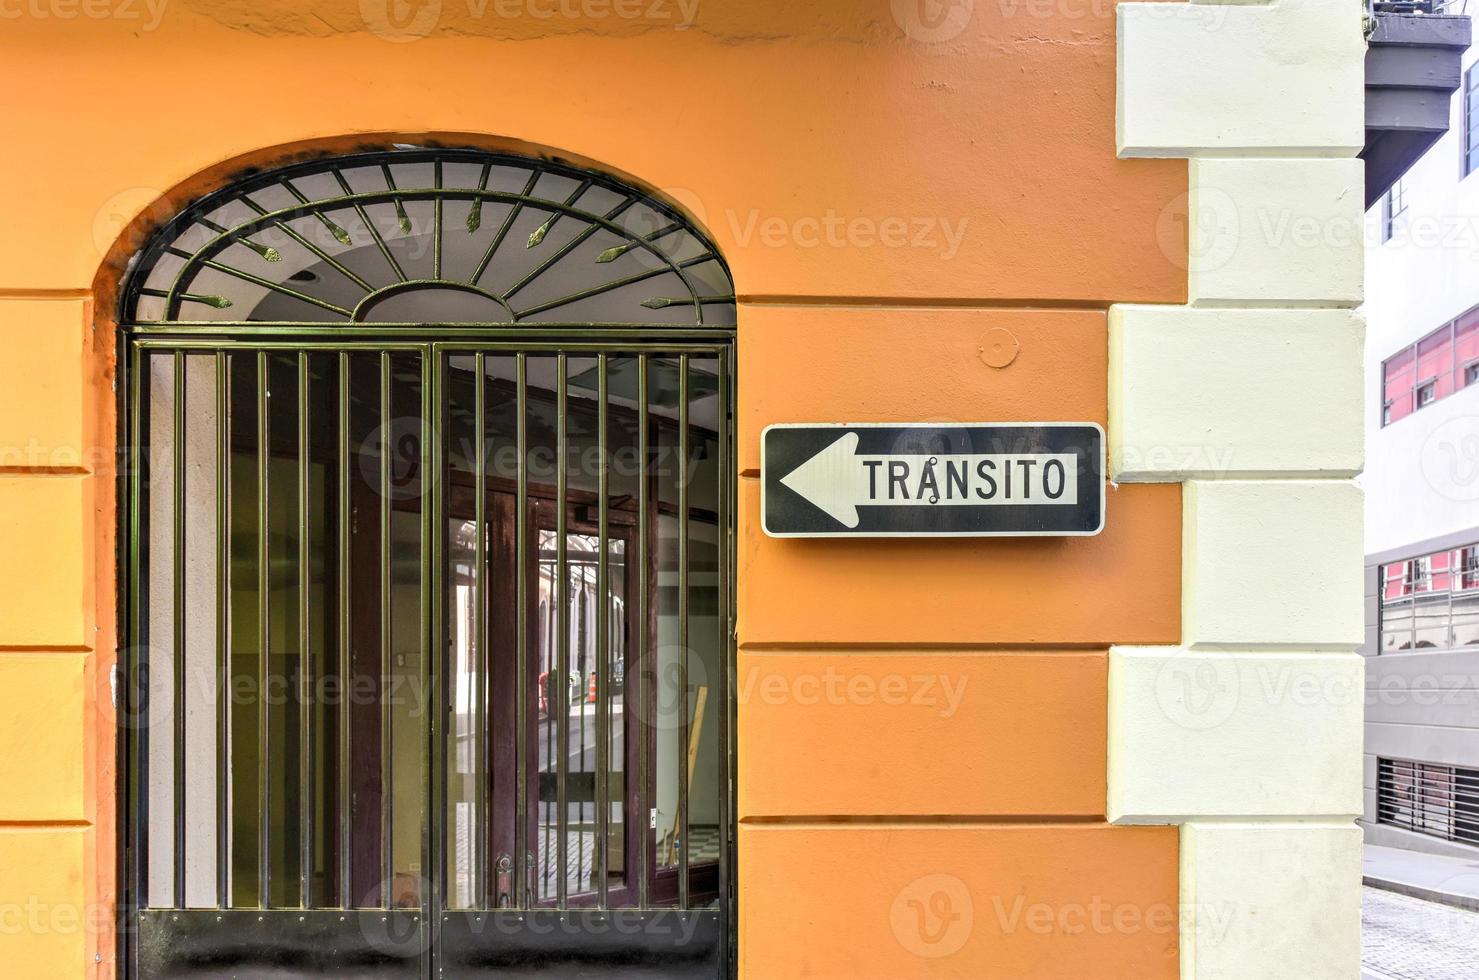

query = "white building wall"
[1364,43,1479,557]
[1362,35,1479,860]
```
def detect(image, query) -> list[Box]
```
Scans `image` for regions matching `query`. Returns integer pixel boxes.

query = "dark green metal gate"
[118,150,736,978]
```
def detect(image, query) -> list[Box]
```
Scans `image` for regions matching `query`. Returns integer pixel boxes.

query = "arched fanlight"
[122,149,736,328]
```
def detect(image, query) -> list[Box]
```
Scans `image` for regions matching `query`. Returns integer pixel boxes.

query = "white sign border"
[760,421,1108,539]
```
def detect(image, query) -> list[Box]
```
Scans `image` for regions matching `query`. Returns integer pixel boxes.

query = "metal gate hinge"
[110,663,121,709]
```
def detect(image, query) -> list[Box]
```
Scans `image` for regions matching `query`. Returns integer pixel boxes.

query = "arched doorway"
[119,148,735,977]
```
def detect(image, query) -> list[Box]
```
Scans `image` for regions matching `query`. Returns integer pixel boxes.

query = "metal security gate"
[117,150,736,978]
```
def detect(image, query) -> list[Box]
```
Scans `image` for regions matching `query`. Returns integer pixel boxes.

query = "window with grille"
[119,149,736,979]
[1379,543,1479,653]
[1378,758,1479,847]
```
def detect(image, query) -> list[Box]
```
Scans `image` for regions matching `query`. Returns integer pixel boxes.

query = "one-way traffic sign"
[761,423,1105,538]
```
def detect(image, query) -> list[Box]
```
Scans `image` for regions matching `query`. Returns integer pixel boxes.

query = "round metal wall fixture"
[122,149,736,329]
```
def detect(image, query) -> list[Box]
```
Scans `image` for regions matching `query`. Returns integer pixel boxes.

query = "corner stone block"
[1109,305,1363,480]
[1187,158,1364,307]
[1183,480,1364,649]
[1108,647,1364,823]
[1118,0,1365,157]
[1181,822,1362,980]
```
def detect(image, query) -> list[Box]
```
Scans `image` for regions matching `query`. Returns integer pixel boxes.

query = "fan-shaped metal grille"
[123,150,736,328]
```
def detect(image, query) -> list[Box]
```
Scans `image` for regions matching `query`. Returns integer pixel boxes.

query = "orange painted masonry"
[0,2,1188,977]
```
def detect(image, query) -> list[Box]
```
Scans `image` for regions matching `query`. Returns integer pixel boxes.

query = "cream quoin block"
[1184,480,1364,650]
[1180,823,1362,980]
[1187,157,1364,307]
[1108,305,1364,480]
[1108,648,1363,823]
[1117,0,1365,157]
[0,297,89,470]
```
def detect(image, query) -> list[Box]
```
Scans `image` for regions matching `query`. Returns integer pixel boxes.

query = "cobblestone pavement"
[1363,886,1479,980]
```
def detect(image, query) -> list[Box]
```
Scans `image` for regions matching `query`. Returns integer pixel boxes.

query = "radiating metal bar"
[677,353,690,910]
[472,167,542,285]
[514,354,530,907]
[330,168,407,283]
[636,355,650,911]
[215,351,231,910]
[379,351,393,909]
[256,351,272,909]
[378,163,413,239]
[158,183,710,322]
[556,354,570,910]
[336,353,353,909]
[512,255,714,321]
[525,179,592,250]
[298,353,314,909]
[199,259,354,318]
[172,351,188,910]
[282,179,353,246]
[473,352,489,909]
[237,196,375,293]
[595,354,610,909]
[501,198,636,302]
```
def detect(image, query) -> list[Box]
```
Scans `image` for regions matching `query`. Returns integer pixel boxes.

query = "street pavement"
[1362,885,1479,980]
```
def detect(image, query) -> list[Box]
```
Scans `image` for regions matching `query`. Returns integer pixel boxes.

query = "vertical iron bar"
[257,351,271,909]
[128,344,147,917]
[716,349,732,939]
[215,351,231,910]
[635,355,650,911]
[677,354,690,910]
[424,348,443,958]
[473,352,488,909]
[595,355,610,909]
[556,354,570,910]
[172,351,187,910]
[379,351,393,908]
[514,354,529,906]
[298,353,313,909]
[432,160,444,281]
[337,353,353,908]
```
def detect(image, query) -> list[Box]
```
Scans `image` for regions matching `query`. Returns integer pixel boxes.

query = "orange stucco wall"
[0,2,1185,977]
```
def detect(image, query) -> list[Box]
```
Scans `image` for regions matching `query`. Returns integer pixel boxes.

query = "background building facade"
[1363,22,1479,860]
